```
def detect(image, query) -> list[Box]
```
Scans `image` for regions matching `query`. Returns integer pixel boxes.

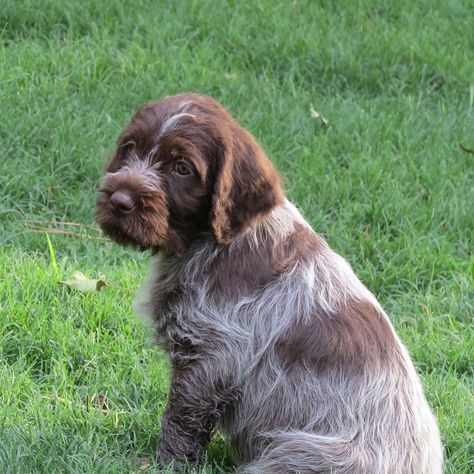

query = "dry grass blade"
[459,143,474,155]
[25,219,101,232]
[309,104,330,127]
[91,394,110,415]
[25,222,109,242]
[41,394,122,416]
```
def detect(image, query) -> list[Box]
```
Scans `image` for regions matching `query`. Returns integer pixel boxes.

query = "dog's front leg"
[156,357,236,470]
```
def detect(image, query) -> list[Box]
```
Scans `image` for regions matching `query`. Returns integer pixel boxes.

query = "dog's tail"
[236,431,361,474]
[236,429,442,474]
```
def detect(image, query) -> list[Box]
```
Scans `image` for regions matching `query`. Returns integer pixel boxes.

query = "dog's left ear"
[211,129,284,244]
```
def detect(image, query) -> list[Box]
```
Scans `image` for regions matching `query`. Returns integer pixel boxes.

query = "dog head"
[95,93,284,253]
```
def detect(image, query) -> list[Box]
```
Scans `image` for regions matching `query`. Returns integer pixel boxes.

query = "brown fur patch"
[276,297,397,374]
[272,222,324,272]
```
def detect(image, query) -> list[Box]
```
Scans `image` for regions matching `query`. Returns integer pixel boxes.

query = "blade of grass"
[46,233,59,278]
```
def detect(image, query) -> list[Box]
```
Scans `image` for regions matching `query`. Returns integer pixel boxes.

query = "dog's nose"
[110,190,134,215]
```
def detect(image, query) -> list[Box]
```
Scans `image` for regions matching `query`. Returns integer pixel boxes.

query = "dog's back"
[223,203,442,473]
[145,201,442,473]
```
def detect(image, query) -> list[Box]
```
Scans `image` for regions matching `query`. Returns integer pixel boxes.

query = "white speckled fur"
[136,200,443,473]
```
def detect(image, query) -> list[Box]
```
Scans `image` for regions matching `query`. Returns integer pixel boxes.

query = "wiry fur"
[96,93,443,473]
[137,202,442,473]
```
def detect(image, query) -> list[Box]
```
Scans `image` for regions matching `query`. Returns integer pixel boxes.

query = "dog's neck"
[150,200,315,302]
[158,199,306,264]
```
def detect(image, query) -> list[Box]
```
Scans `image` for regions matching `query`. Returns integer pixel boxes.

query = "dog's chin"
[97,220,161,252]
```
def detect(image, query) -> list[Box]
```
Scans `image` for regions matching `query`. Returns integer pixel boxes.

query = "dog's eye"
[121,140,136,152]
[174,162,191,176]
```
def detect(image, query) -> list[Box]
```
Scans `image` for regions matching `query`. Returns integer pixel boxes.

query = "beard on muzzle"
[95,193,169,251]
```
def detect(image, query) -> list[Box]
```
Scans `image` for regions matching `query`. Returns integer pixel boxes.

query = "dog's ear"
[211,129,284,244]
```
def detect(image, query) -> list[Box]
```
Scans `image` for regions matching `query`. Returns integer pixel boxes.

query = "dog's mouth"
[95,190,168,251]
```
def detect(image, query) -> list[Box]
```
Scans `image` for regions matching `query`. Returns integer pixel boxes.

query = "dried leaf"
[135,461,151,472]
[310,104,330,127]
[91,394,110,415]
[60,271,107,293]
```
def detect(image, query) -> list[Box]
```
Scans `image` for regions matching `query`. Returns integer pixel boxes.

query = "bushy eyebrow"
[118,132,137,148]
[170,149,208,183]
[158,100,196,139]
[120,138,136,148]
[159,112,196,139]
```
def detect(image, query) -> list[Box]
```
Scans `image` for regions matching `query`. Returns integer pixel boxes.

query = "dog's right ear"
[211,128,284,244]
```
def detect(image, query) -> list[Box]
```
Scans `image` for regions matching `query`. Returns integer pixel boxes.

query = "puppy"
[96,93,443,473]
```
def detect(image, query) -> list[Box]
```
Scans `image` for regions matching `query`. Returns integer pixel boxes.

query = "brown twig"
[459,143,474,155]
[25,219,101,232]
[25,224,109,242]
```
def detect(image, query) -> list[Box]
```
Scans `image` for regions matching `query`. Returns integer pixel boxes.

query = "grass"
[0,0,473,472]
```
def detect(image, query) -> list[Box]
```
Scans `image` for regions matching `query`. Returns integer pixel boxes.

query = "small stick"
[25,219,101,232]
[25,225,109,242]
[459,143,474,155]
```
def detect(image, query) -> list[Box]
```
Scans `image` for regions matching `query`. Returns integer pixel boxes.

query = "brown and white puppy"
[96,93,443,473]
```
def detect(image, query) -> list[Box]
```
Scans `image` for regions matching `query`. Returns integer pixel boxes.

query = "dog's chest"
[135,257,213,349]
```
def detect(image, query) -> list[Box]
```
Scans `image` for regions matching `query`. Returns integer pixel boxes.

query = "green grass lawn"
[1,0,473,472]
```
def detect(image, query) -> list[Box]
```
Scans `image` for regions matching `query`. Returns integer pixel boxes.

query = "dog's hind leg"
[235,431,373,474]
